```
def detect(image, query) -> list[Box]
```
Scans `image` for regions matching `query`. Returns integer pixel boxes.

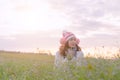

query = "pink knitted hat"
[60,31,80,45]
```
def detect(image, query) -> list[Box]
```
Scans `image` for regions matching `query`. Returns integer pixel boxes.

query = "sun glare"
[1,0,70,35]
[19,1,69,32]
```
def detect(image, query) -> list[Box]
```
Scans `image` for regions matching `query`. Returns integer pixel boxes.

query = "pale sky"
[0,0,120,52]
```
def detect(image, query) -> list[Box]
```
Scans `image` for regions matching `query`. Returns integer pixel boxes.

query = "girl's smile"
[68,37,77,48]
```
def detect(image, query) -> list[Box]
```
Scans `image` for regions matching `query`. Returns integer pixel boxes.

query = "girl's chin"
[70,46,76,48]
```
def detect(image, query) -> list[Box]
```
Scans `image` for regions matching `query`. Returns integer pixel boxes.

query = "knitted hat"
[60,31,80,45]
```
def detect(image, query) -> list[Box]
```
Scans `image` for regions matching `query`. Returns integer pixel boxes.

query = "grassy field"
[0,51,120,80]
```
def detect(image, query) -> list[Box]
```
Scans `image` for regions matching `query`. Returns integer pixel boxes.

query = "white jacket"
[54,51,84,68]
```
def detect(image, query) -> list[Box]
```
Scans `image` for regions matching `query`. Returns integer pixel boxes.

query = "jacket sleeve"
[76,51,84,66]
[76,51,84,59]
[54,51,65,68]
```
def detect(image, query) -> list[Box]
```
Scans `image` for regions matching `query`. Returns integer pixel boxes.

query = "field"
[0,51,120,80]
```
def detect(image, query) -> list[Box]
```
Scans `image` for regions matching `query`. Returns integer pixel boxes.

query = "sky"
[0,0,120,52]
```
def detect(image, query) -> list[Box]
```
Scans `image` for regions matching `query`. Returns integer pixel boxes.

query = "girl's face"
[68,37,77,48]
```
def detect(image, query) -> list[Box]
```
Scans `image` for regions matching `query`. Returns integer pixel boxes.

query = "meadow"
[0,51,120,80]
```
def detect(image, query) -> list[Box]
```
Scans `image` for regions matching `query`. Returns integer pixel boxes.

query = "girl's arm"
[54,51,64,67]
[54,51,68,68]
[76,51,84,66]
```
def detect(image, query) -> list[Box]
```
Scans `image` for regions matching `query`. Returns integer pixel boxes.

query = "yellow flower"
[87,63,93,70]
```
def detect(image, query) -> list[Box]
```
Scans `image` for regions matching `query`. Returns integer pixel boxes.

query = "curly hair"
[59,42,81,57]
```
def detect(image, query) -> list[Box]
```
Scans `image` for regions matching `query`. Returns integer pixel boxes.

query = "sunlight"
[0,0,70,35]
[15,0,70,32]
[83,47,120,59]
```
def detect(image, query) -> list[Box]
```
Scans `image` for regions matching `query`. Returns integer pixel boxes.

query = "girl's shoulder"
[76,50,84,53]
[55,51,60,55]
[55,51,65,59]
[55,51,62,57]
[76,51,84,57]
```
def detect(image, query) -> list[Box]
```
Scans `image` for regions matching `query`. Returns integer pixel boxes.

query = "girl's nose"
[73,40,76,43]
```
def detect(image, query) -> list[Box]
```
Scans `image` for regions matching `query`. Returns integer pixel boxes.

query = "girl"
[54,31,84,68]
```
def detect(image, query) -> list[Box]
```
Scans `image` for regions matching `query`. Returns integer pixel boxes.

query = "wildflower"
[87,63,93,70]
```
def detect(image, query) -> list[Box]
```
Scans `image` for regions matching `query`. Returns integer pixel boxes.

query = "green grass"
[0,51,120,80]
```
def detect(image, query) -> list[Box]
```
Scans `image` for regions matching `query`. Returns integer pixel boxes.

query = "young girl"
[54,31,84,68]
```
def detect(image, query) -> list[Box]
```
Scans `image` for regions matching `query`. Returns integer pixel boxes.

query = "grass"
[0,51,120,80]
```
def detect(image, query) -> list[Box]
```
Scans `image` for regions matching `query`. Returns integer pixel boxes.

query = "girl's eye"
[73,38,76,41]
[69,38,73,41]
[69,38,76,41]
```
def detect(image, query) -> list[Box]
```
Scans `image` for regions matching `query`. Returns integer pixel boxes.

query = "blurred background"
[0,0,120,56]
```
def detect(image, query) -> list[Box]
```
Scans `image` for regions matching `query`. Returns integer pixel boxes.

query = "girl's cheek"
[75,41,77,44]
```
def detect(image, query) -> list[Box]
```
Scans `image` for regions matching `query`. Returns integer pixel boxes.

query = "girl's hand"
[66,49,76,60]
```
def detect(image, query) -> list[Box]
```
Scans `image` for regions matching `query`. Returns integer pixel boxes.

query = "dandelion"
[87,63,93,70]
